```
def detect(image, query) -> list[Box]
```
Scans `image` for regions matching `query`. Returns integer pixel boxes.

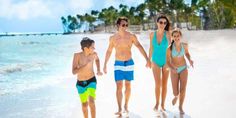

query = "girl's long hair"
[170,29,182,51]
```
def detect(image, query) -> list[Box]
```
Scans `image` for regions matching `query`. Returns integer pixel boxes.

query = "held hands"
[171,66,178,73]
[103,65,107,74]
[97,71,103,76]
[146,59,151,68]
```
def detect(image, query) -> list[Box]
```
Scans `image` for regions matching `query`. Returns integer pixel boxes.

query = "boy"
[72,37,102,118]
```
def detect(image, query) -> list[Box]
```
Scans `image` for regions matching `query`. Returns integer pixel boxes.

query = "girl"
[166,29,194,114]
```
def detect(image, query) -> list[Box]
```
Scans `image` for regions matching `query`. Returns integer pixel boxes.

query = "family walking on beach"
[72,15,194,118]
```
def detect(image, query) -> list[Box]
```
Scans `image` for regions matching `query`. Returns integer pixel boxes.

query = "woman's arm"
[166,48,177,71]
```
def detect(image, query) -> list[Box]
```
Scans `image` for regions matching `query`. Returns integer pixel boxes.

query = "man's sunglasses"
[121,24,128,27]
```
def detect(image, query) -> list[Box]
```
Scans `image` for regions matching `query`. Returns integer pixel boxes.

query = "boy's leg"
[81,102,88,118]
[77,84,90,118]
[87,82,97,118]
[89,96,96,118]
[124,80,131,112]
[115,81,123,115]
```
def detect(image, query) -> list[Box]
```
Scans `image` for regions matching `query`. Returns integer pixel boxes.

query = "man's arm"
[149,32,154,61]
[132,34,149,62]
[103,36,114,73]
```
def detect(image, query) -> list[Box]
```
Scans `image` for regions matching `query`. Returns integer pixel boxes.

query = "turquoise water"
[0,35,84,95]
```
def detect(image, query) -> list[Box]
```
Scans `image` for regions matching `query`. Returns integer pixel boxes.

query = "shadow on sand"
[156,110,191,118]
[115,111,142,118]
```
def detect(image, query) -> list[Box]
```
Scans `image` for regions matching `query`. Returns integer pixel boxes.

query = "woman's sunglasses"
[158,21,167,25]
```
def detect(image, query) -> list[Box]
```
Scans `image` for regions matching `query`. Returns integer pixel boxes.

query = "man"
[103,17,151,116]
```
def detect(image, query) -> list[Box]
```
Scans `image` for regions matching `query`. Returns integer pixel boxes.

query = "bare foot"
[179,107,185,114]
[172,96,178,106]
[124,105,129,113]
[161,105,166,111]
[115,109,122,116]
[153,104,159,112]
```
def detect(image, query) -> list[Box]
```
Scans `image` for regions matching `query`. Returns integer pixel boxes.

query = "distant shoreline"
[1,28,235,38]
[0,31,116,37]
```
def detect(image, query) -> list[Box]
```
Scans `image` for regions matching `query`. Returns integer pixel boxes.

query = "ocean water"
[0,35,86,95]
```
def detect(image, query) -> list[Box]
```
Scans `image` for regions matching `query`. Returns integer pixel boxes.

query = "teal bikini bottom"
[177,65,187,73]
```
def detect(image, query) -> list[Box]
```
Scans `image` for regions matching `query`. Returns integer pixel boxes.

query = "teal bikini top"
[172,43,185,57]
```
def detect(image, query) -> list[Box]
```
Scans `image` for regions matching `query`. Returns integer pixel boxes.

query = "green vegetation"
[61,0,236,33]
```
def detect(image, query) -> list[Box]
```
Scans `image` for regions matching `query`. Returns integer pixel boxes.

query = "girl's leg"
[179,69,188,114]
[171,71,179,105]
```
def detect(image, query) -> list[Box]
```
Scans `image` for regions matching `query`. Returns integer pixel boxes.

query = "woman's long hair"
[156,15,171,31]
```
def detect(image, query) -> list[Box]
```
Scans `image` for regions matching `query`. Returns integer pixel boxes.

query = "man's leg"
[124,80,131,112]
[115,81,123,115]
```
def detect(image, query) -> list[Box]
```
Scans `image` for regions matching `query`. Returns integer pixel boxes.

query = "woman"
[166,29,194,114]
[149,15,171,111]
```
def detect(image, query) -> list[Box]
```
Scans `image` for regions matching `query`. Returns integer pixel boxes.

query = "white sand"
[0,29,236,118]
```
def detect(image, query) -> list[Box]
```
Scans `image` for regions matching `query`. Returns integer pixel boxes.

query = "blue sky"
[0,0,191,33]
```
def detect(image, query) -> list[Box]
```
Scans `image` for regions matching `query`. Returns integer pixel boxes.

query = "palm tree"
[61,16,68,33]
[169,0,185,28]
[183,4,193,29]
[136,3,147,30]
[98,6,118,32]
[119,4,129,17]
[91,10,99,17]
[84,13,96,31]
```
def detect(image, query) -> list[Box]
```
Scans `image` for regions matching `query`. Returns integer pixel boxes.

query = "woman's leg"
[161,65,169,110]
[152,62,161,110]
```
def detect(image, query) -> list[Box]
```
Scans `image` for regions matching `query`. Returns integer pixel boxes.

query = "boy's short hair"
[80,37,95,50]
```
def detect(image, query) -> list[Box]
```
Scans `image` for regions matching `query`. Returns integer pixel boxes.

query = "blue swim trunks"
[114,59,134,81]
